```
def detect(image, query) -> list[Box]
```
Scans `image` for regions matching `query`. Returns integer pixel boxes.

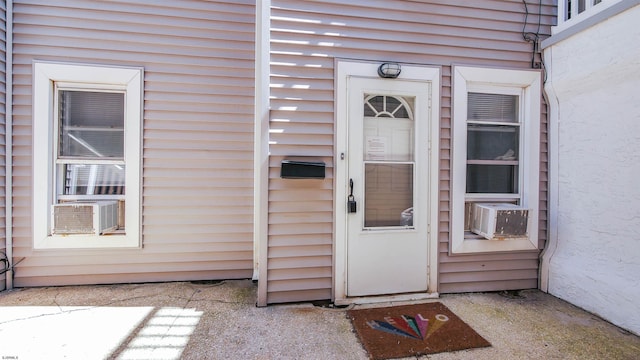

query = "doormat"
[347,302,491,360]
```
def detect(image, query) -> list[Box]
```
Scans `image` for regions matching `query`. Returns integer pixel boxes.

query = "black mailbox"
[281,160,325,179]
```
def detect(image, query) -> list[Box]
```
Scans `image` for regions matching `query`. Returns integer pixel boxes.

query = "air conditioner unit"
[52,201,118,235]
[471,203,529,240]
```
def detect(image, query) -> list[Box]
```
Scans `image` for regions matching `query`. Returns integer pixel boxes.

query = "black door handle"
[348,178,357,213]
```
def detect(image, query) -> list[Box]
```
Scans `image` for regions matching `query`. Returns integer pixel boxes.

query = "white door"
[346,77,431,297]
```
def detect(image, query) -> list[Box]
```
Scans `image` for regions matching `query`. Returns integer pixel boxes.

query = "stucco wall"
[545,4,640,335]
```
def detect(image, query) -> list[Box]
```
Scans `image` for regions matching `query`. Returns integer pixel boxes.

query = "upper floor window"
[451,66,541,254]
[33,62,143,249]
[555,0,622,33]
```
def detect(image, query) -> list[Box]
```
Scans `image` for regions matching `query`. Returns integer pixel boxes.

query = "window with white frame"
[33,62,143,249]
[451,66,541,254]
[555,0,622,34]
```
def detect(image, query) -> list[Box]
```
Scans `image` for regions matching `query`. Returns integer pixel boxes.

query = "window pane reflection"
[466,164,518,194]
[467,124,519,161]
[60,164,125,195]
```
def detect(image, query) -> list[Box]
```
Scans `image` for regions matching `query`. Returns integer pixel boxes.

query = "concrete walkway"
[0,280,638,360]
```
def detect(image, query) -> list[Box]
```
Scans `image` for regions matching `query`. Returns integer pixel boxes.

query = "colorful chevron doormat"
[347,302,491,359]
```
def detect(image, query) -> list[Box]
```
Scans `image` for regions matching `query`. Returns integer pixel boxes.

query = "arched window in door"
[364,95,413,119]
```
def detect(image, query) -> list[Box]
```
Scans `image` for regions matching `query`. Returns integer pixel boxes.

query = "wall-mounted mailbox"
[281,160,325,179]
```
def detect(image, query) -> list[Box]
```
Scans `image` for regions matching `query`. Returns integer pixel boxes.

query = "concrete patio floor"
[0,280,638,360]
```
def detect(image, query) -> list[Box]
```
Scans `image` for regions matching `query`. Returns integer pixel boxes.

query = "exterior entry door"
[346,77,431,297]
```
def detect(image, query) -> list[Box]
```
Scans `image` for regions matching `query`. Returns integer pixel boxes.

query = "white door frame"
[334,60,441,304]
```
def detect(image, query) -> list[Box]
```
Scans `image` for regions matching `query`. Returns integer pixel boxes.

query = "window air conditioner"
[52,201,118,235]
[471,203,529,240]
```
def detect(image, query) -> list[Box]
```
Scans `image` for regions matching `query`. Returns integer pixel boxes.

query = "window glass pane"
[364,163,413,227]
[365,96,385,117]
[59,90,125,158]
[468,92,518,123]
[59,164,125,195]
[467,124,519,160]
[466,164,518,193]
[384,96,407,118]
[364,103,376,117]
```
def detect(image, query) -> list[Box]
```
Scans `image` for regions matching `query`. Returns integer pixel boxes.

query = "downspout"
[253,0,270,306]
[5,0,13,289]
[539,45,560,293]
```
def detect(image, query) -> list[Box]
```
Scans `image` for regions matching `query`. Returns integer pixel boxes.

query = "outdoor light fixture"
[377,62,401,78]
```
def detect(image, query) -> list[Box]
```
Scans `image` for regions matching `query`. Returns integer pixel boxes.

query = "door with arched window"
[345,77,432,297]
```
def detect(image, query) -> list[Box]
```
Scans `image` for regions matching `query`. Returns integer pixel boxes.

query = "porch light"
[377,62,401,78]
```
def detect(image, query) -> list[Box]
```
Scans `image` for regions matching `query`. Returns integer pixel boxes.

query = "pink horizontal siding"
[11,0,256,287]
[267,0,553,303]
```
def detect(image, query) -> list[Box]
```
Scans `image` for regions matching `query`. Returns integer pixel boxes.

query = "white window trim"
[554,0,623,35]
[33,61,143,249]
[542,0,637,49]
[451,65,541,254]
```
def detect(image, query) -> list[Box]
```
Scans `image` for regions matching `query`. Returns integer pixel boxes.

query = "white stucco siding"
[546,4,640,335]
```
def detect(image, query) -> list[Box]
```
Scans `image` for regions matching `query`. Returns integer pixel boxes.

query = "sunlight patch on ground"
[0,306,203,360]
[0,306,152,359]
[117,307,203,360]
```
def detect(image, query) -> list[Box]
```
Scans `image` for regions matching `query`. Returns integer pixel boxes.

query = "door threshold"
[335,292,439,306]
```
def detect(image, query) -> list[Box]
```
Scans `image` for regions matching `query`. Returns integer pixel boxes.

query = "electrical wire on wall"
[0,251,23,276]
[522,0,552,268]
[0,251,9,275]
[522,0,548,82]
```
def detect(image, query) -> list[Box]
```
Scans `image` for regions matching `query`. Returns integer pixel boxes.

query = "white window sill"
[34,234,140,250]
[451,235,538,254]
